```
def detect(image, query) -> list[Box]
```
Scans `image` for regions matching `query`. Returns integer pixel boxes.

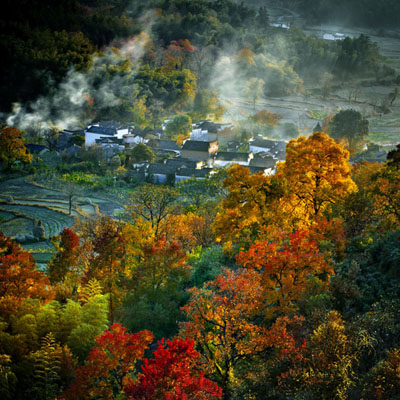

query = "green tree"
[0,354,17,400]
[330,109,369,152]
[164,114,192,143]
[129,143,155,164]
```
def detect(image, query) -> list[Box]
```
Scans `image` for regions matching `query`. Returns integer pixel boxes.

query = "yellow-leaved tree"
[277,131,356,225]
[0,126,32,171]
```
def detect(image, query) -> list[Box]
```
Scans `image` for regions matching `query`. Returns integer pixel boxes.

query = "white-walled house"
[214,152,253,168]
[84,122,130,147]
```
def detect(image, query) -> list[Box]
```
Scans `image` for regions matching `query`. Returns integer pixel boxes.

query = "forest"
[0,0,400,399]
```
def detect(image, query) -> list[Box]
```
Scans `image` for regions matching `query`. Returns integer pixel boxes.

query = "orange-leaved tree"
[162,212,214,252]
[62,323,153,400]
[80,217,130,323]
[124,337,223,400]
[236,229,333,318]
[0,126,32,171]
[180,268,269,399]
[0,232,53,317]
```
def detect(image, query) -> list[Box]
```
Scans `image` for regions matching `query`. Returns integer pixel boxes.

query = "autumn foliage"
[0,126,32,171]
[236,229,334,317]
[62,323,153,400]
[0,232,53,317]
[125,337,223,400]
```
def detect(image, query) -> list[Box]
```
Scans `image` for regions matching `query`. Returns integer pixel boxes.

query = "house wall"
[175,175,206,183]
[85,132,104,146]
[116,128,129,139]
[146,173,169,184]
[249,145,271,154]
[213,160,250,168]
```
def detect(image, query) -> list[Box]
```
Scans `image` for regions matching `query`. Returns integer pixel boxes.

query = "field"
[0,177,124,264]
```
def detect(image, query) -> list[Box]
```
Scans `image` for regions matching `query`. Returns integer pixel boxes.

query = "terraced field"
[0,176,124,264]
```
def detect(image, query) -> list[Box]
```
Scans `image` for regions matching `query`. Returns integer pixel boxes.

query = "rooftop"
[181,140,213,152]
[165,158,199,169]
[147,163,177,175]
[176,167,213,178]
[250,138,286,149]
[147,139,180,151]
[87,125,117,136]
[215,152,251,162]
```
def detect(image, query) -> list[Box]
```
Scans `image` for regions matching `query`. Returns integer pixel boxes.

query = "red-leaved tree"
[125,337,223,400]
[62,323,153,400]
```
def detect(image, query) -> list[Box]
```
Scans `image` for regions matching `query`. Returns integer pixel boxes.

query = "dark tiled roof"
[181,140,211,152]
[131,128,146,137]
[147,139,180,151]
[250,153,276,168]
[97,121,122,129]
[176,167,212,178]
[63,129,85,135]
[87,126,117,136]
[96,137,123,144]
[165,158,198,169]
[197,121,222,133]
[250,138,286,149]
[215,152,250,162]
[248,166,269,174]
[26,144,49,153]
[147,163,177,175]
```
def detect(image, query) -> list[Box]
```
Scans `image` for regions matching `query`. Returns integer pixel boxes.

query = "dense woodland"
[1,0,400,399]
[1,132,400,400]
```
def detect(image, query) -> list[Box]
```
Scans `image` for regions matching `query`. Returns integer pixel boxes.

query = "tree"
[162,213,214,252]
[130,98,150,129]
[0,233,53,318]
[0,126,32,171]
[163,39,197,71]
[255,6,270,32]
[123,235,190,338]
[180,268,269,399]
[330,109,369,152]
[126,184,179,236]
[369,160,400,230]
[279,311,373,400]
[0,354,17,400]
[213,164,284,250]
[62,323,153,400]
[192,89,225,121]
[43,124,60,151]
[335,34,382,79]
[236,229,334,318]
[48,228,80,284]
[244,77,265,110]
[164,114,192,144]
[364,349,400,400]
[277,131,356,221]
[250,109,282,126]
[129,143,155,164]
[81,217,128,323]
[125,337,222,400]
[27,333,74,400]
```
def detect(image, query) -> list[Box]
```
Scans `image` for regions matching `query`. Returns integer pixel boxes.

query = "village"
[27,118,288,186]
